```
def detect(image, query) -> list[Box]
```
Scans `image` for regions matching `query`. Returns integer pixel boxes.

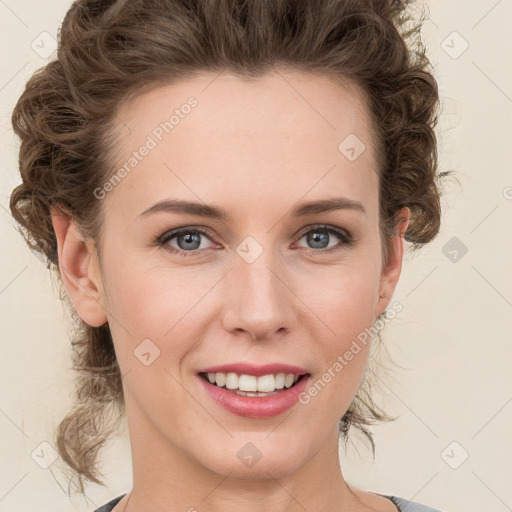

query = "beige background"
[1,1,511,511]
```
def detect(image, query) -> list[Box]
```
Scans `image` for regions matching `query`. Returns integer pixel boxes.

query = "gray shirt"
[93,493,443,511]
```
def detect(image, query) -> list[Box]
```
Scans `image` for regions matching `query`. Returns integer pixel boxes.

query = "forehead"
[106,70,379,220]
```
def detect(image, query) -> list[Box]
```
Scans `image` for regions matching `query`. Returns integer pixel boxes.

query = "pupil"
[178,232,200,250]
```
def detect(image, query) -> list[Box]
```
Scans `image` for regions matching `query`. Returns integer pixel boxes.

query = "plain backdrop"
[1,1,511,511]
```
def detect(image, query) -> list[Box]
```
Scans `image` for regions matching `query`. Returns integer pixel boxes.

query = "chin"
[190,433,309,480]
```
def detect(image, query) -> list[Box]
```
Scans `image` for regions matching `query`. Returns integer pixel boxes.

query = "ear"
[374,206,410,316]
[50,205,107,327]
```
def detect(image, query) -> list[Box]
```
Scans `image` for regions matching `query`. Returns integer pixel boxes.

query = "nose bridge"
[222,237,295,339]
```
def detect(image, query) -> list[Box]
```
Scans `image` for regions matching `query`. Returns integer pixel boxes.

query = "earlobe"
[375,207,410,317]
[50,205,107,327]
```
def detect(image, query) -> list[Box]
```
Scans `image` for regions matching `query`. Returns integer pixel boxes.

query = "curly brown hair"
[9,0,448,495]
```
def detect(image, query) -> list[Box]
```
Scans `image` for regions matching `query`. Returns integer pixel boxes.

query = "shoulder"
[365,490,443,512]
[383,494,444,512]
[91,494,126,512]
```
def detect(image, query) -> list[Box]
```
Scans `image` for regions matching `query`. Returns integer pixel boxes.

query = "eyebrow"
[137,196,366,221]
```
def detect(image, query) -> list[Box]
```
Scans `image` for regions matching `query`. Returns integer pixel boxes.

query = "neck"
[121,405,359,512]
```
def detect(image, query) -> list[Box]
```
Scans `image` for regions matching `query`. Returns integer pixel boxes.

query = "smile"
[200,371,303,395]
[197,371,311,418]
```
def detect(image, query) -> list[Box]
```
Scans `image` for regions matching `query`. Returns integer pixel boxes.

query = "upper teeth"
[206,372,300,392]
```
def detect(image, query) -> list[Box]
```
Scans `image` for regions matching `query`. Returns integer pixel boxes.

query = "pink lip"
[197,373,311,418]
[197,362,309,377]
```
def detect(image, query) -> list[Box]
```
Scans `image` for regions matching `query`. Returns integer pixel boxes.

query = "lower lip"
[197,374,311,418]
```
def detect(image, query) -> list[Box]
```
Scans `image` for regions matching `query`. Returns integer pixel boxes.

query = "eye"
[292,224,354,253]
[158,226,219,257]
[156,223,354,258]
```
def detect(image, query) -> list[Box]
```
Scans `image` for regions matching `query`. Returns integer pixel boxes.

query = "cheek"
[296,258,380,336]
[292,257,380,398]
[296,272,377,415]
[101,254,222,367]
[102,261,203,408]
[103,248,199,324]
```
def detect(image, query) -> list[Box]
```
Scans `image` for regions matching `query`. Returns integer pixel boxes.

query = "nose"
[221,246,297,342]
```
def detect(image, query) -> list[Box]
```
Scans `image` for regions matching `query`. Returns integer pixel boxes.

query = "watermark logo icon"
[441,31,469,59]
[31,441,59,469]
[338,134,366,161]
[236,236,264,264]
[441,441,469,469]
[236,442,262,468]
[31,31,57,59]
[134,338,161,366]
[442,236,468,263]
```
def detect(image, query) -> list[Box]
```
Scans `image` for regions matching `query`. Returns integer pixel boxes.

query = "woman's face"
[56,70,408,482]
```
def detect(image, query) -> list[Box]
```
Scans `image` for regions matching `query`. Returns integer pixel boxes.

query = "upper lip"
[198,363,309,377]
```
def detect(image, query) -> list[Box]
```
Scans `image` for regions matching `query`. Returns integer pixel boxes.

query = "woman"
[9,0,447,510]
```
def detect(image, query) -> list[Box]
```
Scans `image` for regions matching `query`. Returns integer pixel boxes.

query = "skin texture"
[51,70,409,512]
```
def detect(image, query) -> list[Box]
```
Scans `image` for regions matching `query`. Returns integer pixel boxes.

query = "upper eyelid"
[159,225,216,242]
[295,224,350,238]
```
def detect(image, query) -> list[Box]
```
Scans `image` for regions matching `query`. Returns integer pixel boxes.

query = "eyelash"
[156,224,354,258]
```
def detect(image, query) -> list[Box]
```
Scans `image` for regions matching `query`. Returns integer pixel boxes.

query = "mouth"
[198,371,310,397]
